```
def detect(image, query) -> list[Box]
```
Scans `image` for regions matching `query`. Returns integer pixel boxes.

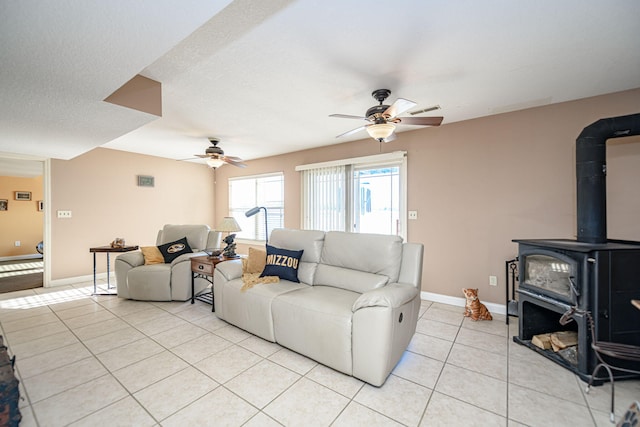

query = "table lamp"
[216,216,242,258]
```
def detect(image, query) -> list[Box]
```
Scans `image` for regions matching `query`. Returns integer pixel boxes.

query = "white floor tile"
[162,387,258,427]
[264,377,349,426]
[133,366,218,421]
[355,375,432,426]
[3,288,636,427]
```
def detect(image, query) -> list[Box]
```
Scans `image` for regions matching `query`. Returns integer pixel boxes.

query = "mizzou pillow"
[158,237,192,263]
[260,244,304,282]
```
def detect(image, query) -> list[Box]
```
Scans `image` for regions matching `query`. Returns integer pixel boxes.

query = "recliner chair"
[115,224,221,301]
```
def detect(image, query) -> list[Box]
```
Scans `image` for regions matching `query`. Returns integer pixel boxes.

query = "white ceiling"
[1,0,639,173]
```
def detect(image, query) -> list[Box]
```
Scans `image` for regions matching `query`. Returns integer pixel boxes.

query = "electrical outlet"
[14,241,20,247]
[489,275,498,286]
[408,211,418,220]
[57,210,72,218]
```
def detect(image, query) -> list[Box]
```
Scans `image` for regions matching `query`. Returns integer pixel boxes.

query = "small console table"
[89,245,138,295]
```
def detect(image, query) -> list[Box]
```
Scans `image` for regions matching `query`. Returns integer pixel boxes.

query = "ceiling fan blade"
[396,116,444,126]
[335,125,367,139]
[223,155,243,161]
[329,114,368,120]
[223,157,247,168]
[383,132,397,143]
[384,98,416,118]
[194,154,211,158]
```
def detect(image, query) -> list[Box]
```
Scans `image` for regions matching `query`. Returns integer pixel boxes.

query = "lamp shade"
[245,206,263,217]
[206,158,225,168]
[366,123,395,141]
[216,216,241,232]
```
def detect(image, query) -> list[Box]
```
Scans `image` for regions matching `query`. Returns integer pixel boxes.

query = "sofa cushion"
[158,237,192,263]
[127,264,171,301]
[140,246,164,265]
[261,244,303,282]
[320,231,403,283]
[158,224,210,251]
[269,228,324,285]
[272,285,360,375]
[217,277,307,341]
[315,264,388,293]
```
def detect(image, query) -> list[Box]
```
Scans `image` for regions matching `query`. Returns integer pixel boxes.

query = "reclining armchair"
[115,224,221,301]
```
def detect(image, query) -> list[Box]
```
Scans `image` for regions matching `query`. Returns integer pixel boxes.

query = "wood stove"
[513,113,640,383]
[513,238,640,381]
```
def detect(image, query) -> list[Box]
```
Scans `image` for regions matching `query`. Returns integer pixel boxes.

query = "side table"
[89,245,138,295]
[191,255,236,311]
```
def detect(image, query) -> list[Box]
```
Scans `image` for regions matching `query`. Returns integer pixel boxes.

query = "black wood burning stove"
[514,238,640,381]
[513,113,640,383]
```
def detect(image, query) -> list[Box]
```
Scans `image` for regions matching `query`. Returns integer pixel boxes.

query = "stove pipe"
[576,113,640,243]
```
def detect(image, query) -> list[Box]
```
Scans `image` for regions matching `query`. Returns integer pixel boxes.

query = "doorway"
[0,157,46,292]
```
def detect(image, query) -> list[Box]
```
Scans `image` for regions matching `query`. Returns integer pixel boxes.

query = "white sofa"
[213,228,424,386]
[115,224,221,301]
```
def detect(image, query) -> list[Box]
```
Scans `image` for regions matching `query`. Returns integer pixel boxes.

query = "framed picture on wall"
[15,191,31,201]
[37,200,44,211]
[0,199,7,211]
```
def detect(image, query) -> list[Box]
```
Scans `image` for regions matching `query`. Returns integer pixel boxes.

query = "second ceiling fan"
[194,138,247,168]
[330,89,443,142]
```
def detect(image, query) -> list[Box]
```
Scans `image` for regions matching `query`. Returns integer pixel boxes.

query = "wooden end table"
[89,245,138,295]
[191,255,237,311]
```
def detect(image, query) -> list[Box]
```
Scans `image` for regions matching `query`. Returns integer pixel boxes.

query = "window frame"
[228,172,284,242]
[296,151,407,239]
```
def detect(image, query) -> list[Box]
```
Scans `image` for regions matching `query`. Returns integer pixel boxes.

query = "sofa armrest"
[214,259,243,281]
[115,251,144,268]
[352,283,419,312]
[114,251,144,299]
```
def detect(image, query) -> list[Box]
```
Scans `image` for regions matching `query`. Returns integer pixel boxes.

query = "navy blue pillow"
[260,244,304,282]
[157,237,193,263]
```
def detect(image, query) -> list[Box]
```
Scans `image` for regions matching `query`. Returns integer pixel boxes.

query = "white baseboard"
[421,291,506,315]
[0,254,43,262]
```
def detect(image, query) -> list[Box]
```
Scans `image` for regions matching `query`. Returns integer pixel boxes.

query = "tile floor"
[0,281,638,427]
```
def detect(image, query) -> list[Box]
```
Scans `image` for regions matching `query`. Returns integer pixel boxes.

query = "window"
[297,151,407,239]
[229,173,284,241]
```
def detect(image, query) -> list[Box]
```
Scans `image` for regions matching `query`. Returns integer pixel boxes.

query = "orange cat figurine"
[463,288,493,321]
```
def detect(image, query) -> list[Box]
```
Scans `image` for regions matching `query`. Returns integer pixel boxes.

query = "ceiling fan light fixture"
[206,158,225,168]
[366,123,396,142]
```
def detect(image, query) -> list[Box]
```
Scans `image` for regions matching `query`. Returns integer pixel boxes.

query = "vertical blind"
[301,165,347,231]
[297,151,407,237]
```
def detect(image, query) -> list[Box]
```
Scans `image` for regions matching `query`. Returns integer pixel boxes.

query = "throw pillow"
[260,244,304,282]
[140,246,164,265]
[157,237,193,263]
[245,247,267,274]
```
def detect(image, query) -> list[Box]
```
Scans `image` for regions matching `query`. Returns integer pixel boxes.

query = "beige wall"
[214,88,640,304]
[50,148,215,280]
[0,175,44,257]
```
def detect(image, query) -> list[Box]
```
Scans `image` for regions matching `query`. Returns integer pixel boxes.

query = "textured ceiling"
[1,0,639,174]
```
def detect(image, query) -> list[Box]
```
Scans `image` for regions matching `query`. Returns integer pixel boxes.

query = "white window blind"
[298,151,407,238]
[229,173,284,241]
[301,165,347,231]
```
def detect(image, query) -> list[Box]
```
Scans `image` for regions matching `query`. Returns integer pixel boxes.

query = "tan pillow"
[141,246,164,265]
[245,247,267,274]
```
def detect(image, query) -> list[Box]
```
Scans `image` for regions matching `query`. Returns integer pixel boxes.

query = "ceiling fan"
[330,89,443,142]
[193,138,247,168]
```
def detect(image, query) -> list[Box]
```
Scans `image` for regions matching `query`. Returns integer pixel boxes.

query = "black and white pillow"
[157,237,193,263]
[260,244,304,282]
